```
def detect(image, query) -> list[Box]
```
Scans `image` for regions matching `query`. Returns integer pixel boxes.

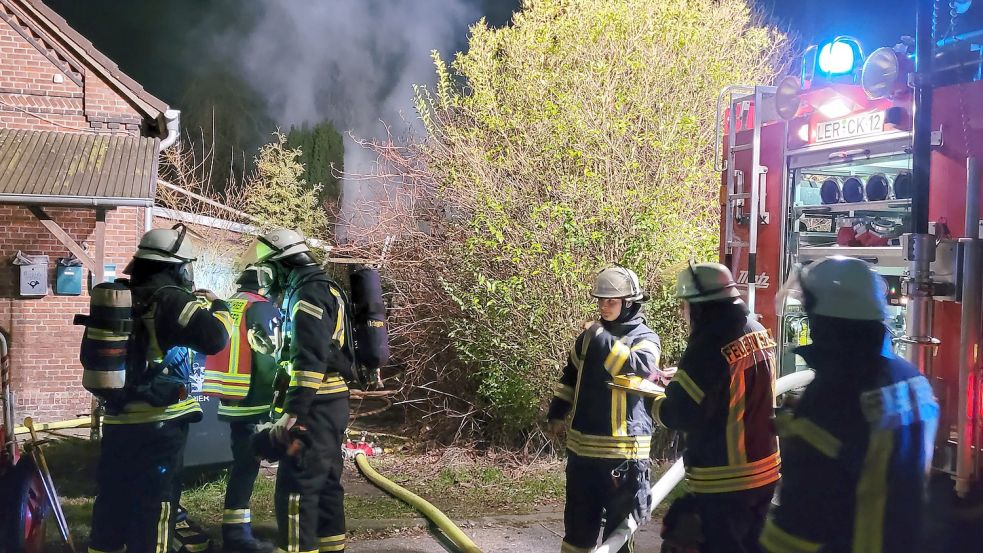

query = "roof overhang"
[0,129,159,208]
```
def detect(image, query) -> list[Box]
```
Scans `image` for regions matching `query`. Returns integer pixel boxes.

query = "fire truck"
[716,14,983,501]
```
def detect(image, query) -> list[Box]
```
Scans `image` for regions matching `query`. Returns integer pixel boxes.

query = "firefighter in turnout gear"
[547,265,663,553]
[89,225,234,553]
[761,257,939,553]
[655,262,779,553]
[243,229,353,553]
[203,265,282,553]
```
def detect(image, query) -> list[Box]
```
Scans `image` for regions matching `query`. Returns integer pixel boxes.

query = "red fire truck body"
[719,46,983,492]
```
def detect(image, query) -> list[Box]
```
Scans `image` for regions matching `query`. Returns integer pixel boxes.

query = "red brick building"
[0,0,178,422]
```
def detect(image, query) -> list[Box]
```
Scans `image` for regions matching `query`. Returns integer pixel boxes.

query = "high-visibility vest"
[202,291,265,400]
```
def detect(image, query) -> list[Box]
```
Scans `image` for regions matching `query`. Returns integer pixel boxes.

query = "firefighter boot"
[222,527,273,553]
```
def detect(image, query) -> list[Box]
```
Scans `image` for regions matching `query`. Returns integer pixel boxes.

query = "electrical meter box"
[18,255,49,297]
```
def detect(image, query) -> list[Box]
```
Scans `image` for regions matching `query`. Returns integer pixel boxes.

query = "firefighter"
[546,265,663,553]
[243,229,352,553]
[654,262,779,553]
[203,265,282,553]
[761,256,939,553]
[89,225,233,553]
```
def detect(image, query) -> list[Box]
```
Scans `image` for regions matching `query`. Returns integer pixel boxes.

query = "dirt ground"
[347,521,664,552]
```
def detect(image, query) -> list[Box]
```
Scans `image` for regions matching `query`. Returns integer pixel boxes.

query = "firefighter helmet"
[592,266,644,301]
[675,261,741,303]
[132,224,196,263]
[236,264,274,291]
[242,229,311,265]
[798,256,887,321]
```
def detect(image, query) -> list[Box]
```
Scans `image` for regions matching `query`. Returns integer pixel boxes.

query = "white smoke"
[225,1,483,240]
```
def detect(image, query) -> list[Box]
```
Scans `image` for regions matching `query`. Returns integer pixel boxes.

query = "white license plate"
[815,111,885,143]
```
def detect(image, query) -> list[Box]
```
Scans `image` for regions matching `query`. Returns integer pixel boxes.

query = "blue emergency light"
[816,37,863,76]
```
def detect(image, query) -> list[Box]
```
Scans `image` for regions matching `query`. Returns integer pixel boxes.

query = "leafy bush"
[351,0,789,445]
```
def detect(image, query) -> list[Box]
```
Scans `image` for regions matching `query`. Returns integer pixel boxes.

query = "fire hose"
[592,369,817,553]
[353,451,482,553]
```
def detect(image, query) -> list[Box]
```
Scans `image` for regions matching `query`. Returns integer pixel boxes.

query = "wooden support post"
[27,206,96,271]
[94,209,106,285]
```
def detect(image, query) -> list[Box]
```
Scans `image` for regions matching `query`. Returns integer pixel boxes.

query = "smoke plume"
[221,1,484,240]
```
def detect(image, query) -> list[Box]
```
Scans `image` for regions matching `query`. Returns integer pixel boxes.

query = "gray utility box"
[18,255,49,297]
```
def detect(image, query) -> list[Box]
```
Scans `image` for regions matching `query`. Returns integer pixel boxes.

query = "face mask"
[179,263,195,289]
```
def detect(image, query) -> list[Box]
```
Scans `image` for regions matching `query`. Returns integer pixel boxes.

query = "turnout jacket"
[281,265,354,425]
[547,310,662,460]
[652,301,780,494]
[212,291,281,421]
[105,274,234,425]
[761,343,939,553]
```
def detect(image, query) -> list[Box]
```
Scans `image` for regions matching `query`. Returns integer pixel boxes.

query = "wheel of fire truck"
[0,456,48,553]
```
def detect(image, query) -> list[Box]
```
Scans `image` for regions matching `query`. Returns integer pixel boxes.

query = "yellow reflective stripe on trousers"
[852,430,894,553]
[673,370,705,404]
[156,501,171,553]
[223,508,251,525]
[760,518,822,553]
[555,383,574,403]
[603,339,630,375]
[610,387,628,436]
[103,398,202,425]
[318,534,346,552]
[727,364,748,465]
[88,547,125,553]
[566,430,651,459]
[289,492,301,552]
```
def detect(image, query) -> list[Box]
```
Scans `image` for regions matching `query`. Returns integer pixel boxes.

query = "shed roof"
[0,128,158,207]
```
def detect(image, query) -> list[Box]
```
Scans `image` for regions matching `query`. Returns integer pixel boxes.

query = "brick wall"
[0,4,143,134]
[0,205,146,422]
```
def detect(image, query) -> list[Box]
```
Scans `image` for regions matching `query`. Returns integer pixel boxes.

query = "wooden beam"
[94,209,106,285]
[27,206,96,271]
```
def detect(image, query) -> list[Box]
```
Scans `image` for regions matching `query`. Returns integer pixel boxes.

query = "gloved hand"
[270,413,298,445]
[547,419,565,439]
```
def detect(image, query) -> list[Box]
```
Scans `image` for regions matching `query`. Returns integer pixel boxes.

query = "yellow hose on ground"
[353,451,482,553]
[13,417,92,435]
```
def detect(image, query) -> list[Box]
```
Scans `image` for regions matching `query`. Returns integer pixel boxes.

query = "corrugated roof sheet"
[0,129,159,204]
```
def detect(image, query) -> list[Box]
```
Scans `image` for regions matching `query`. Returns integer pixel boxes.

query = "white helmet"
[592,266,645,301]
[132,224,196,263]
[780,256,888,321]
[242,228,311,265]
[675,261,741,303]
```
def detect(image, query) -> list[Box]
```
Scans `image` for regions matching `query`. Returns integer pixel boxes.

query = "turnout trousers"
[89,419,190,553]
[561,453,651,553]
[274,398,348,553]
[223,420,266,544]
[661,483,776,553]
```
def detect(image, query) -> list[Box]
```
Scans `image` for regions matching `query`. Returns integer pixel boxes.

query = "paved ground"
[347,517,663,552]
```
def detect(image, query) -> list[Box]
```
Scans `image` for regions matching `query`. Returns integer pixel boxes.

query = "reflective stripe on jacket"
[652,302,780,493]
[761,344,939,553]
[548,310,662,460]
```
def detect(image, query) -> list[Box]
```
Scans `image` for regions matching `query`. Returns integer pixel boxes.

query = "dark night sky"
[760,0,916,52]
